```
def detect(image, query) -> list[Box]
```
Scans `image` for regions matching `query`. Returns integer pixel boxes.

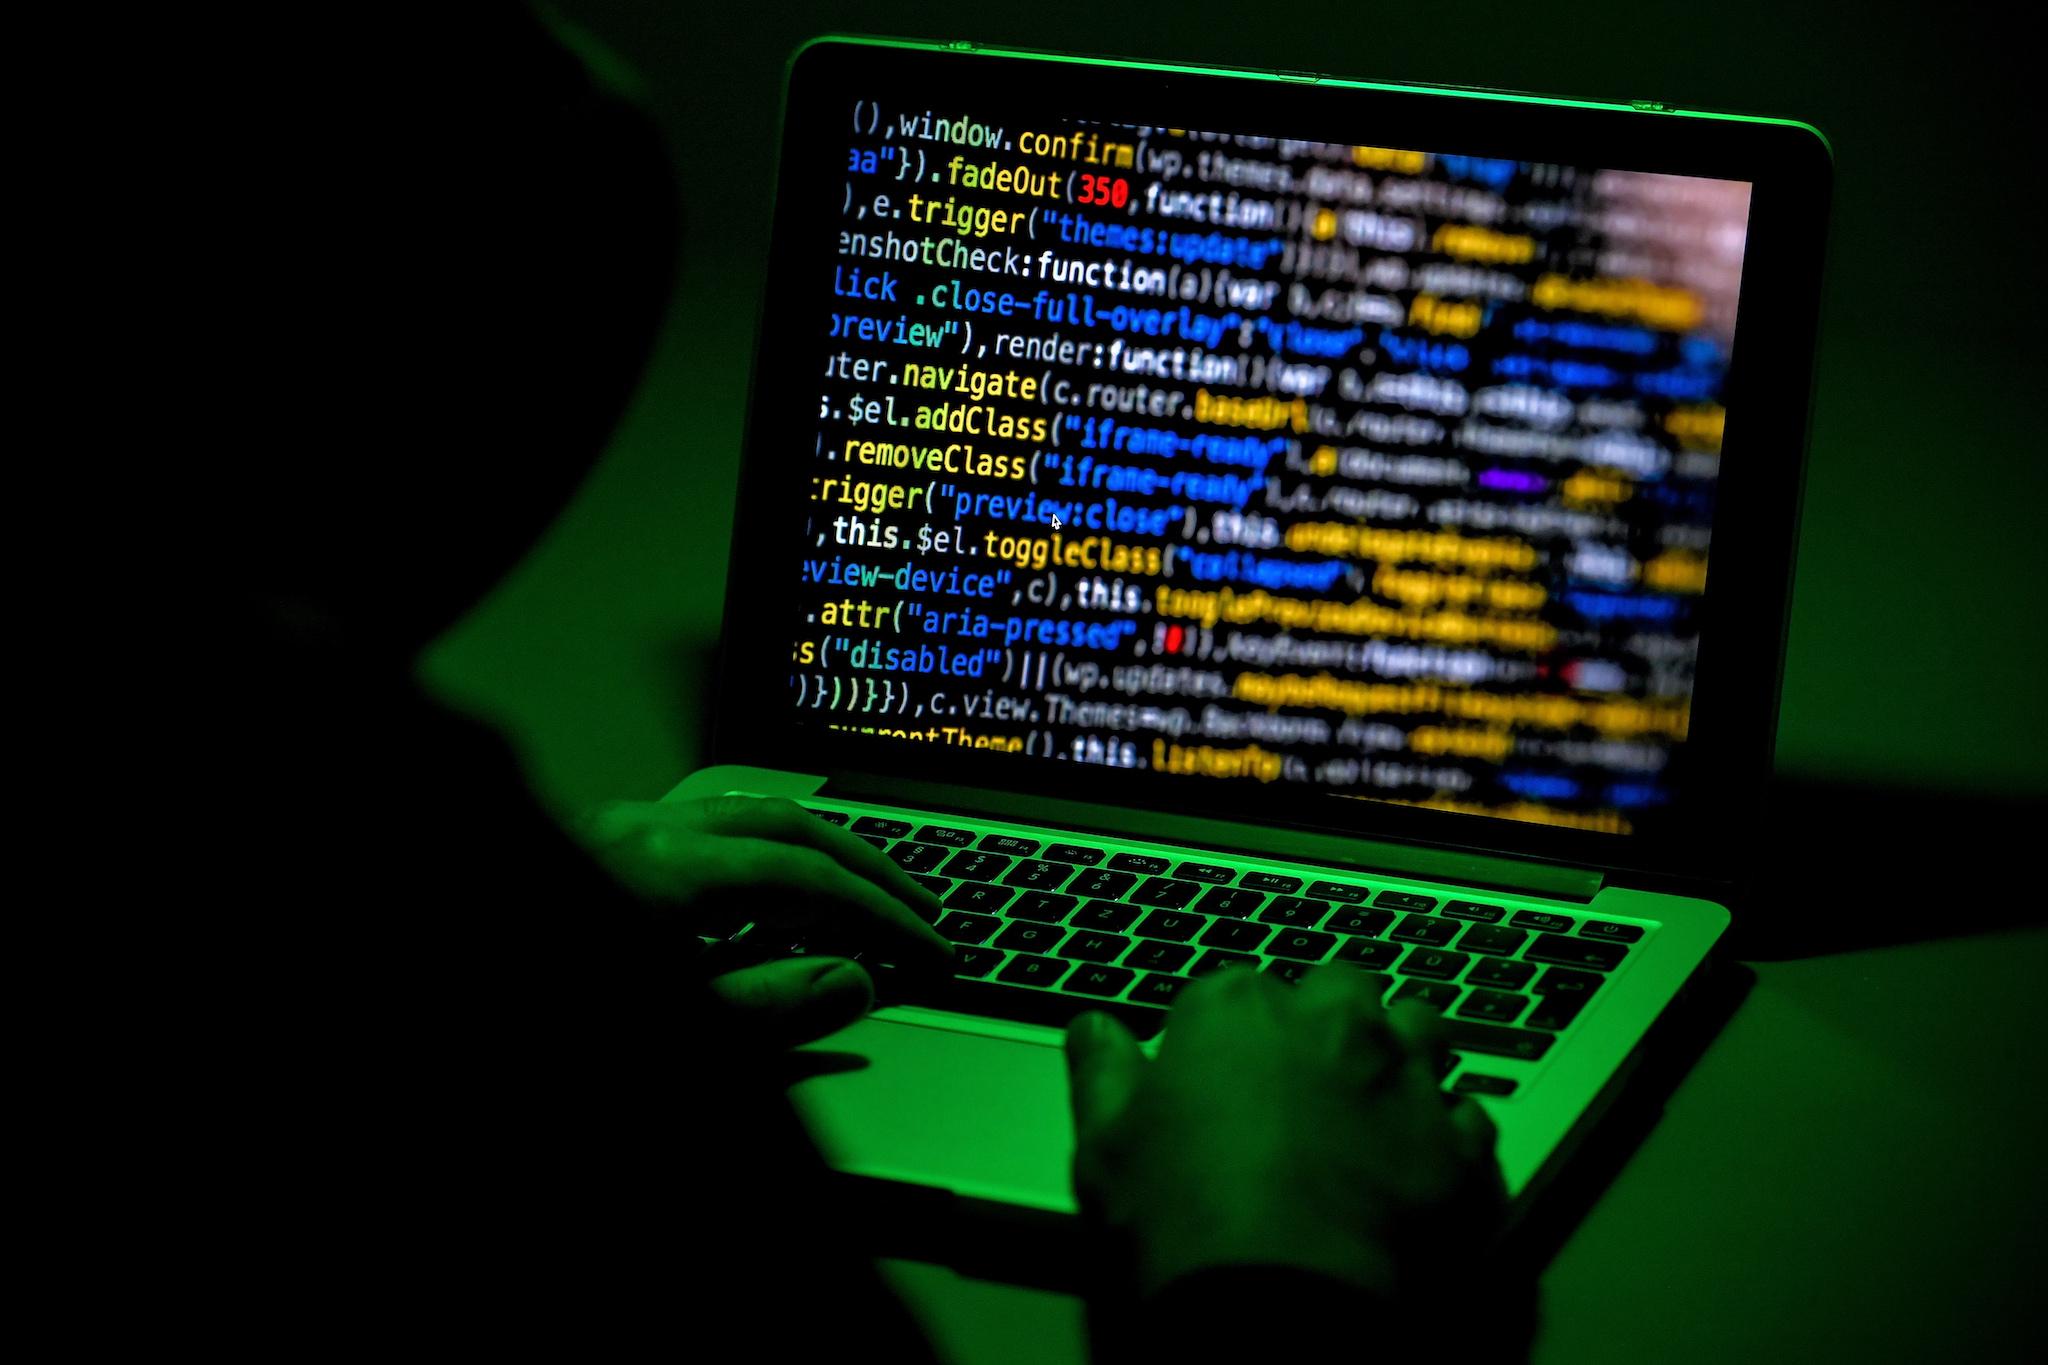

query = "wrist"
[1129,1207,1397,1300]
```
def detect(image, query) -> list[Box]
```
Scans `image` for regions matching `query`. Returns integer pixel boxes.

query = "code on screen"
[787,96,1752,835]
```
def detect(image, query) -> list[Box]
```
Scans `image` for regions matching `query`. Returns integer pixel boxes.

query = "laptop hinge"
[825,772,1605,902]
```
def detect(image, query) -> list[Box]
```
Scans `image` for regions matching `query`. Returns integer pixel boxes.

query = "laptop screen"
[769,51,1768,841]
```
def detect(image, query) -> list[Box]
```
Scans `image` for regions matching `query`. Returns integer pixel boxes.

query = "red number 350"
[1077,173,1130,208]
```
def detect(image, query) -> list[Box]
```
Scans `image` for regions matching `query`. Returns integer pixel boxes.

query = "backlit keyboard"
[705,799,1655,1097]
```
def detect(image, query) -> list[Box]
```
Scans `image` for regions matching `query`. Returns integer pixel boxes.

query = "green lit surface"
[879,927,2048,1363]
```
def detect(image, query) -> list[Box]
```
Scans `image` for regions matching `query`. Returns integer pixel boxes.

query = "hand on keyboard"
[582,796,953,1045]
[1066,964,1505,1300]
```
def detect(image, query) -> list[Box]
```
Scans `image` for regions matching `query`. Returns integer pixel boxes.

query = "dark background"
[422,0,2045,829]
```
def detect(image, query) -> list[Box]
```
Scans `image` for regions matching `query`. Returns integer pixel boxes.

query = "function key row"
[849,816,1046,861]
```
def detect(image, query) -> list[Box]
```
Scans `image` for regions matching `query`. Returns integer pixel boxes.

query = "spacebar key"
[1443,1021,1556,1061]
[881,972,1171,1040]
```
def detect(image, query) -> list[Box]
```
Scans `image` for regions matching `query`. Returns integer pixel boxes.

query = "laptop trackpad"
[789,1013,1079,1216]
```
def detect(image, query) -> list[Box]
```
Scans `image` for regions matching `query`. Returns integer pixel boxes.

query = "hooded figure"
[166,10,1509,1359]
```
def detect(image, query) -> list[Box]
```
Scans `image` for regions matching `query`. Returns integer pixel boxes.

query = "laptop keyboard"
[706,798,1655,1097]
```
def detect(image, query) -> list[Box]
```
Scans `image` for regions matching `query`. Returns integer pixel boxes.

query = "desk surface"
[875,927,2048,1364]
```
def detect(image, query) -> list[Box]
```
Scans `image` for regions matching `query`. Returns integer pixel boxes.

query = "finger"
[705,957,874,1049]
[1293,964,1402,1079]
[1294,960,1396,1024]
[696,796,945,924]
[1449,1093,1499,1162]
[1384,996,1452,1064]
[1383,996,1455,1098]
[721,840,954,968]
[1156,961,1284,1064]
[1174,953,1276,1011]
[1064,1010,1143,1138]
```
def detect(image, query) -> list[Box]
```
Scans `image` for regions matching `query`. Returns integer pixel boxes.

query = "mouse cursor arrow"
[1051,515,1062,530]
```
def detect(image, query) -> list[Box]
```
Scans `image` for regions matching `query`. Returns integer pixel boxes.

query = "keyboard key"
[1334,938,1401,970]
[1042,843,1106,866]
[1306,879,1370,903]
[1456,989,1529,1023]
[994,921,1066,953]
[1198,919,1271,952]
[1129,877,1202,909]
[1458,924,1528,956]
[1135,910,1206,942]
[1440,899,1504,923]
[697,904,755,941]
[996,954,1071,988]
[1173,861,1237,884]
[1324,907,1394,938]
[1062,964,1135,998]
[1009,892,1078,922]
[1399,948,1469,980]
[1375,891,1438,913]
[857,835,888,850]
[913,824,976,847]
[852,816,913,839]
[1189,950,1259,977]
[1466,957,1536,990]
[1071,900,1141,933]
[887,841,951,874]
[860,953,922,999]
[979,834,1041,857]
[1526,992,1589,1030]
[1534,967,1604,997]
[1060,932,1133,964]
[1266,929,1336,962]
[1452,1073,1519,1096]
[1389,914,1458,946]
[1108,853,1171,875]
[942,882,1015,915]
[1130,973,1190,1006]
[807,809,850,825]
[1125,940,1196,973]
[1443,1021,1556,1061]
[910,873,950,897]
[1580,919,1645,943]
[1391,980,1460,1010]
[1264,959,1315,984]
[935,912,1002,944]
[1001,859,1074,891]
[1239,871,1303,894]
[1259,896,1332,928]
[941,850,1014,882]
[1510,910,1575,933]
[749,931,815,962]
[1524,934,1627,971]
[950,946,1001,979]
[1069,869,1138,900]
[1196,887,1265,918]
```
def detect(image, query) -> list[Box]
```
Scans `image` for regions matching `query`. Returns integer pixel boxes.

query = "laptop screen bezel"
[708,34,1833,888]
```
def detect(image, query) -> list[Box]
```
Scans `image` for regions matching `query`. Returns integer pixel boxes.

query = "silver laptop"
[670,34,1832,1246]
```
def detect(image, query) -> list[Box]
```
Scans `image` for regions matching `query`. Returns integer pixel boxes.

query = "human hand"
[584,795,952,1045]
[1065,964,1504,1299]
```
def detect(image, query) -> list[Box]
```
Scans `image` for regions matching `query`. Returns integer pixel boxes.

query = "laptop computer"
[669,33,1830,1255]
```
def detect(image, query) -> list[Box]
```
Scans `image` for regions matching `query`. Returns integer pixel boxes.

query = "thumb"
[1064,1011,1143,1135]
[706,957,873,1047]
